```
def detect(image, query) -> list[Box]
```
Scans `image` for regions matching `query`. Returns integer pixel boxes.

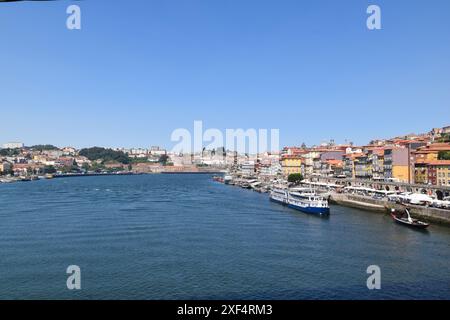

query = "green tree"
[30,145,59,151]
[288,173,304,184]
[61,164,80,174]
[90,162,105,173]
[158,154,169,165]
[43,165,57,174]
[437,133,450,143]
[130,158,150,164]
[79,147,130,164]
[1,168,14,176]
[0,148,20,157]
[438,150,450,160]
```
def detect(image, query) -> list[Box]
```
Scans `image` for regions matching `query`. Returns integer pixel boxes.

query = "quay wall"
[329,193,387,212]
[329,193,450,226]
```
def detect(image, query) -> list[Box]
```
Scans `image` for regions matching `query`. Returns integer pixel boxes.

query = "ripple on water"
[1,174,450,299]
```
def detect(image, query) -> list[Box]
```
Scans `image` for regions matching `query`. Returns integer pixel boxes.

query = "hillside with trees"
[79,147,130,164]
[29,145,59,151]
[0,148,20,157]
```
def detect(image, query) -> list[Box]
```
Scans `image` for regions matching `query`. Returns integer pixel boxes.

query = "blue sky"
[0,0,449,149]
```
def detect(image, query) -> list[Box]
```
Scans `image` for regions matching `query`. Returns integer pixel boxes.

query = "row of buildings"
[2,126,449,185]
[0,146,93,176]
[0,143,249,176]
[276,126,450,186]
[113,146,167,159]
[0,145,172,176]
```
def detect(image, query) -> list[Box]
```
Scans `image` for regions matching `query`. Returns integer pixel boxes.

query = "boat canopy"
[344,186,377,192]
[301,181,341,188]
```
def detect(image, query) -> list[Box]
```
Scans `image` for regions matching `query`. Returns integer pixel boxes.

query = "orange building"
[414,143,450,163]
[414,143,450,184]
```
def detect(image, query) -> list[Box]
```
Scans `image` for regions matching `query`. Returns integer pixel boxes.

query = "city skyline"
[2,124,448,151]
[2,123,449,187]
[1,0,449,149]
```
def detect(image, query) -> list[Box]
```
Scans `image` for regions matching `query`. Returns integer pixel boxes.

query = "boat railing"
[288,195,329,207]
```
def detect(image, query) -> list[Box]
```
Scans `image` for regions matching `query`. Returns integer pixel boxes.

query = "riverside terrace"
[308,177,450,200]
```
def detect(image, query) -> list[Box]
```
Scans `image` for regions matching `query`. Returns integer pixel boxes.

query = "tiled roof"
[416,143,450,152]
[426,160,450,166]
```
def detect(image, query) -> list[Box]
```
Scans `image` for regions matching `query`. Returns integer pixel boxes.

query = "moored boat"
[390,208,429,229]
[287,190,330,216]
[223,175,233,184]
[269,187,289,205]
[270,187,330,215]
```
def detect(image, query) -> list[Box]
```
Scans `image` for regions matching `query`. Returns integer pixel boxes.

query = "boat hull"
[391,214,429,229]
[288,203,330,216]
[270,197,288,205]
[270,189,330,216]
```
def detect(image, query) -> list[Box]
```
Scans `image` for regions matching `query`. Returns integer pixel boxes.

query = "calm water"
[0,174,449,300]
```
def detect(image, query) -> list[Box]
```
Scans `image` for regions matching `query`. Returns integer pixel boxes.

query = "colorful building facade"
[281,155,302,176]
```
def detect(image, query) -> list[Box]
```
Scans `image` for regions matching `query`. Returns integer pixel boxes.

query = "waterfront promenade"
[224,173,450,226]
[329,193,450,225]
[311,177,450,199]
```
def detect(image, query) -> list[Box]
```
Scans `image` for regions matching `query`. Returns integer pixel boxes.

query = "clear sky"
[0,0,449,149]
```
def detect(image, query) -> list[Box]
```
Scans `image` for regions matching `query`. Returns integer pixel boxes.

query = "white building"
[43,150,64,158]
[62,147,77,155]
[74,156,91,166]
[130,148,148,155]
[169,153,193,166]
[241,161,255,176]
[2,142,24,149]
[259,163,281,176]
[150,146,167,156]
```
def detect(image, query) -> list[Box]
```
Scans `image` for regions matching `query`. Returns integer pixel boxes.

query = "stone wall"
[329,193,450,226]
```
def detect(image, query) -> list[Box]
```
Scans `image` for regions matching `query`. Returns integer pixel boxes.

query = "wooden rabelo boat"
[390,208,430,229]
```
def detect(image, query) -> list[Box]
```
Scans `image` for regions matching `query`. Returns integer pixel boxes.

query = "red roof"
[344,153,364,159]
[372,148,385,156]
[282,155,303,159]
[416,143,450,153]
[326,159,343,166]
[426,160,450,166]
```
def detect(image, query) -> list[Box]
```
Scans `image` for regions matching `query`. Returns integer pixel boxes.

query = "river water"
[0,174,449,299]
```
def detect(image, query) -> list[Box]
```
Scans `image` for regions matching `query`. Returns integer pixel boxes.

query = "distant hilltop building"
[430,125,450,142]
[150,146,167,156]
[2,142,24,149]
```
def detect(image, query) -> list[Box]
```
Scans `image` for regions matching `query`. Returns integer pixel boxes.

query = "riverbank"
[0,172,137,184]
[329,193,450,226]
[218,174,450,227]
[0,169,225,184]
[53,172,136,178]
